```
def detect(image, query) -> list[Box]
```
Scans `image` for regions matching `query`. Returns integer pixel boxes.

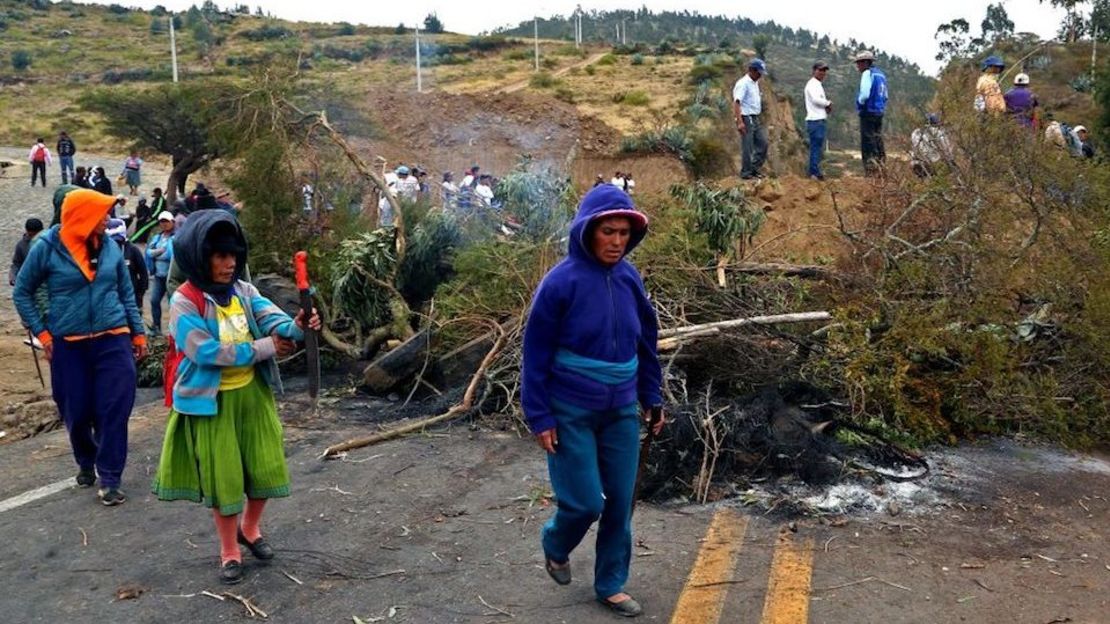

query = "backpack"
[32,145,46,163]
[162,281,207,407]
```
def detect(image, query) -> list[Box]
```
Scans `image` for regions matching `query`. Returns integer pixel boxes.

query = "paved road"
[0,391,1105,623]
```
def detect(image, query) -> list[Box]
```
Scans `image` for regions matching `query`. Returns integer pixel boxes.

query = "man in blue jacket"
[854,50,888,175]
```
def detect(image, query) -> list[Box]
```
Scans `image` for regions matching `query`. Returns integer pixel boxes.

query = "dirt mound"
[360,89,620,178]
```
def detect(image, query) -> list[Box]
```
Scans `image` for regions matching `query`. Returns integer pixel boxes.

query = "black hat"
[25,218,44,232]
[813,61,829,70]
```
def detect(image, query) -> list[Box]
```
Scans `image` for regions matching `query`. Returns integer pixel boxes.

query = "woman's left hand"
[644,407,666,436]
[295,308,322,331]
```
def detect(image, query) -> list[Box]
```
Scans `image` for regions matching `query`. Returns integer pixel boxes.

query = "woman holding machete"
[151,210,320,585]
[521,184,665,618]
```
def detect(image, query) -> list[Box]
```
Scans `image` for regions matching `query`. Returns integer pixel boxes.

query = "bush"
[107,3,128,14]
[687,135,732,178]
[529,71,560,89]
[11,50,32,71]
[688,64,722,85]
[503,48,530,61]
[316,44,366,62]
[467,35,508,52]
[541,56,559,70]
[584,64,596,76]
[425,53,471,66]
[554,44,586,58]
[335,21,356,36]
[150,17,166,35]
[0,17,8,31]
[596,53,618,66]
[631,53,644,66]
[240,24,294,41]
[554,86,576,103]
[619,90,651,106]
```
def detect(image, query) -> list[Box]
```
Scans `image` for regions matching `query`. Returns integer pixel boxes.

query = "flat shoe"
[237,531,275,560]
[545,559,571,585]
[220,560,244,585]
[597,596,642,618]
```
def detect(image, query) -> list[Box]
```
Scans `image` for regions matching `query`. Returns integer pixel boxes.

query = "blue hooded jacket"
[521,185,663,434]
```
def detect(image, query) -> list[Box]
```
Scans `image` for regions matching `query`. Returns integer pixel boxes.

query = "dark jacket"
[119,240,149,296]
[9,234,34,286]
[93,176,113,196]
[520,185,662,434]
[57,137,76,157]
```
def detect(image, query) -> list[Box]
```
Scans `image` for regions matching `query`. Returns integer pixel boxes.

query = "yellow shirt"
[216,297,255,390]
[976,75,1005,113]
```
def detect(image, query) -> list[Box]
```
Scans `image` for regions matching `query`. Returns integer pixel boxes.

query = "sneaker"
[76,469,96,488]
[809,174,826,181]
[98,488,127,506]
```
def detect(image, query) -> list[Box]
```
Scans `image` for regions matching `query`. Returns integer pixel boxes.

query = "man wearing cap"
[10,218,45,286]
[733,59,769,179]
[804,61,833,180]
[146,211,176,336]
[1071,126,1095,159]
[107,218,148,313]
[1004,73,1039,129]
[976,56,1006,114]
[854,50,888,175]
[395,166,420,201]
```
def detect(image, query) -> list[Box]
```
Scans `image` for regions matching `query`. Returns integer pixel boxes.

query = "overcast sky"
[102,0,1069,74]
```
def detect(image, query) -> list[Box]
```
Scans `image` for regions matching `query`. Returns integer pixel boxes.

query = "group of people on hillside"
[592,171,637,195]
[734,51,889,180]
[735,50,1096,182]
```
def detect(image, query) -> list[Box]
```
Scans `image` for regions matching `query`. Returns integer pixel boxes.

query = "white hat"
[854,50,875,62]
[1014,73,1030,85]
[157,210,174,221]
[1073,125,1087,133]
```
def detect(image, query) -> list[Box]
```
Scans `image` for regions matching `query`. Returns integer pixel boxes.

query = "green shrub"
[541,56,559,70]
[554,44,586,57]
[467,35,509,51]
[529,71,560,89]
[240,24,294,41]
[107,3,128,14]
[584,64,596,76]
[620,90,651,106]
[335,22,356,36]
[554,86,576,103]
[503,49,530,61]
[150,17,166,35]
[596,53,617,66]
[688,64,722,84]
[631,53,644,66]
[11,50,32,71]
[687,135,732,178]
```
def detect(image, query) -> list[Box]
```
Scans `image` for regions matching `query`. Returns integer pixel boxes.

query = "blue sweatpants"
[50,334,137,489]
[807,119,827,177]
[542,401,640,599]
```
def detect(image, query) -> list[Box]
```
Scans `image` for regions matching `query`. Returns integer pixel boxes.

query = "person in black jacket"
[57,131,77,185]
[9,218,44,286]
[92,166,113,196]
[107,218,149,313]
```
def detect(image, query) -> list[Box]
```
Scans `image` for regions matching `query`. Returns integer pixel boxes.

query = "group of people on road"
[11,183,319,587]
[27,131,145,193]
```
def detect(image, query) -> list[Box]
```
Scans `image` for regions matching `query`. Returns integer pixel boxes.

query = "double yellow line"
[669,509,815,624]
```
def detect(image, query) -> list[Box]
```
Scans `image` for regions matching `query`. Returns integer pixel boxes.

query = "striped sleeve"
[169,291,276,367]
[241,282,304,340]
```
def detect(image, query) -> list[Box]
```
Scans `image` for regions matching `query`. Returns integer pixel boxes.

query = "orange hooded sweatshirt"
[38,189,146,348]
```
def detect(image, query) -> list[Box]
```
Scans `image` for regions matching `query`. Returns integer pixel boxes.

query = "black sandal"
[597,595,642,618]
[220,560,244,585]
[545,559,572,585]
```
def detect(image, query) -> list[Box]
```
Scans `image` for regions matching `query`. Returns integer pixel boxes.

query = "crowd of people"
[732,50,1096,183]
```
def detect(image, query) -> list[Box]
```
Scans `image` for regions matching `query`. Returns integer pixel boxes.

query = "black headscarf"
[172,209,249,305]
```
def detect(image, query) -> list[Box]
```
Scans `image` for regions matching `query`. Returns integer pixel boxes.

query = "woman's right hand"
[273,335,296,357]
[535,428,559,454]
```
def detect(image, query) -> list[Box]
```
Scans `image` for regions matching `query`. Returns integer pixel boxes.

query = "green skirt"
[152,375,290,516]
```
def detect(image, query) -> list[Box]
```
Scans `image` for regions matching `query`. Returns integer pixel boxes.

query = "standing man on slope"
[28,138,53,188]
[804,61,833,180]
[57,131,76,185]
[733,59,769,180]
[854,50,888,175]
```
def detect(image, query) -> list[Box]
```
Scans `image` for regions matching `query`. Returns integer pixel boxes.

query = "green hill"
[497,9,938,148]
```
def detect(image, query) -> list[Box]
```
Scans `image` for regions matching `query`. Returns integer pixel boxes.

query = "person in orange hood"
[12,188,147,506]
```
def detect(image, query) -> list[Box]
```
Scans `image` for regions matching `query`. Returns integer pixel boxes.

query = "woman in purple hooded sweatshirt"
[521,184,665,618]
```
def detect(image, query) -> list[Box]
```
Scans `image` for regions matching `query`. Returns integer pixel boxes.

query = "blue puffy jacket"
[13,226,144,340]
[521,185,663,434]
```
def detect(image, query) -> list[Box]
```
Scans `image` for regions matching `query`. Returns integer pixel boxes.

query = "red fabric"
[31,145,46,163]
[241,498,267,543]
[163,281,206,407]
[212,510,241,564]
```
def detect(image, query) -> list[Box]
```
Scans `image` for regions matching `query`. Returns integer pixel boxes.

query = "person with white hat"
[1004,73,1039,130]
[145,210,177,336]
[1071,125,1095,159]
[854,50,888,175]
[732,58,769,179]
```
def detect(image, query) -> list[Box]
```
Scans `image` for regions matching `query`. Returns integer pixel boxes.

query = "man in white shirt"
[610,171,625,189]
[461,165,480,188]
[911,114,953,177]
[804,61,833,180]
[394,165,420,201]
[732,59,768,179]
[474,174,495,206]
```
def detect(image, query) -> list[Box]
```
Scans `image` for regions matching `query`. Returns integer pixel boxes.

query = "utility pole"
[534,17,540,72]
[415,26,422,93]
[169,12,179,83]
[621,18,627,45]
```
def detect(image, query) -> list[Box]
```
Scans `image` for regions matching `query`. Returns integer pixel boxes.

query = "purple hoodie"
[520,185,663,434]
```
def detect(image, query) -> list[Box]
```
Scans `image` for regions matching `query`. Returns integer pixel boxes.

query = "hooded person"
[12,189,147,506]
[146,210,177,336]
[152,210,320,586]
[521,184,664,618]
[108,218,149,312]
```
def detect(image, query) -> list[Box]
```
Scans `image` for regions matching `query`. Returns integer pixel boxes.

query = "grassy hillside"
[498,9,938,148]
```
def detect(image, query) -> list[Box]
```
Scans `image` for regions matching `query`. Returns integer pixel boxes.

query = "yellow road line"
[759,533,815,624]
[669,509,748,624]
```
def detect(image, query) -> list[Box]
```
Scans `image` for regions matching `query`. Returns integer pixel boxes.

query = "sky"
[100,0,1070,75]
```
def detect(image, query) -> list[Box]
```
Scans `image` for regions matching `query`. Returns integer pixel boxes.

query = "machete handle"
[294,251,310,291]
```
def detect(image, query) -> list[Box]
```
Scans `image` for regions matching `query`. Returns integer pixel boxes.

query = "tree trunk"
[716,255,728,288]
[165,154,211,203]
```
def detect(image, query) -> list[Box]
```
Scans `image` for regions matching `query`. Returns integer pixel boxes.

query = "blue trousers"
[739,114,769,178]
[542,401,640,599]
[59,155,75,184]
[150,275,168,332]
[50,334,137,488]
[807,120,827,177]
